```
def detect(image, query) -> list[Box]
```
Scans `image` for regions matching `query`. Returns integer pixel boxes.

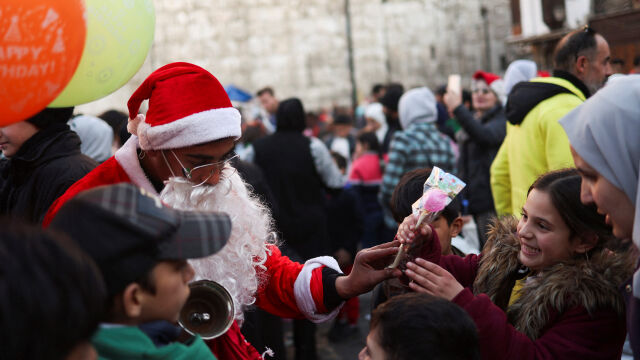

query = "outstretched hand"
[335,240,402,299]
[405,258,463,301]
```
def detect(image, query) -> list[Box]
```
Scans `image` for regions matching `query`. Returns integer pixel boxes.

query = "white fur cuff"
[293,256,344,323]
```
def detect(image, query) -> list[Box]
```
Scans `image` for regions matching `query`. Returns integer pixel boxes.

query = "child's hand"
[405,258,463,301]
[396,214,432,245]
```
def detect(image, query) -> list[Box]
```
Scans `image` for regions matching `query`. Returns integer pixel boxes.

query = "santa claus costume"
[44,62,344,360]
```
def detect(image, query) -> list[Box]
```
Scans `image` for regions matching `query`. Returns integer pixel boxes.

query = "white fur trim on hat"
[490,79,507,106]
[136,107,241,150]
[293,256,344,323]
[114,136,158,195]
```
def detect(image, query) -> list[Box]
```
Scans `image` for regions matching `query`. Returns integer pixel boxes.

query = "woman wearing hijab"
[560,74,640,358]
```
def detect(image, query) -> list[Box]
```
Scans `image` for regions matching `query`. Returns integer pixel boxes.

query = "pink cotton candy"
[421,188,449,212]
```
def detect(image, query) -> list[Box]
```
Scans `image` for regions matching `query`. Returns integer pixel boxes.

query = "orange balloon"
[0,0,86,126]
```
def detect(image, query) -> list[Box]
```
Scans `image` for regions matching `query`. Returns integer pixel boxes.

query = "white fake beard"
[160,168,277,322]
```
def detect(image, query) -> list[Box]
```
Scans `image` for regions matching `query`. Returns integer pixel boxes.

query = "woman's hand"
[396,214,433,246]
[443,90,463,113]
[405,258,463,301]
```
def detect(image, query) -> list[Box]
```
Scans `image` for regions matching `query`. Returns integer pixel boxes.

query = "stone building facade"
[77,0,510,115]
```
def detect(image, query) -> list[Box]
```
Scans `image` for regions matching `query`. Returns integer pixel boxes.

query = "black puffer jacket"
[453,104,506,214]
[0,123,97,224]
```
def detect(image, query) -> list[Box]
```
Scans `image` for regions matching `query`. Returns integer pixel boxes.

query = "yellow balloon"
[49,0,155,107]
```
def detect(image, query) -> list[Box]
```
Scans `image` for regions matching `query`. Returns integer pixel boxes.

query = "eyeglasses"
[162,150,239,187]
[472,88,491,95]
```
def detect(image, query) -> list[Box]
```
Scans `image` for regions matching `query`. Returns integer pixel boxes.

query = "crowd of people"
[1,25,640,360]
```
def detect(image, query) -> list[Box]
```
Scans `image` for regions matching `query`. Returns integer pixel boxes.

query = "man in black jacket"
[0,108,97,224]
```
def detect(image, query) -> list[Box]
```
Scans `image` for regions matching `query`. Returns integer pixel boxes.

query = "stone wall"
[77,0,510,115]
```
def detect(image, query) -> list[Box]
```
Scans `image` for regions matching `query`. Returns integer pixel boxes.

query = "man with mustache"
[44,62,401,360]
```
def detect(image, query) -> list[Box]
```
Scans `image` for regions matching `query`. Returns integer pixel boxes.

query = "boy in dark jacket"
[49,183,232,360]
[0,108,97,224]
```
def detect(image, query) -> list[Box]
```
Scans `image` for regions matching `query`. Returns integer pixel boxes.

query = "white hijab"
[504,59,537,95]
[560,75,640,294]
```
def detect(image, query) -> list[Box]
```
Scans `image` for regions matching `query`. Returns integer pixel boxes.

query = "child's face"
[359,327,387,360]
[0,121,39,158]
[432,215,462,255]
[517,189,580,271]
[139,260,195,323]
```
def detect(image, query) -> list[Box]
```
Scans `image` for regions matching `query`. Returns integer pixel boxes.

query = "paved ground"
[282,292,372,360]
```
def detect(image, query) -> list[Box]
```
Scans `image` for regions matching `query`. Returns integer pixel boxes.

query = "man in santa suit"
[44,62,402,359]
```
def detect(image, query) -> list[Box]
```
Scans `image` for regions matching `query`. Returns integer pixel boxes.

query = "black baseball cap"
[49,183,231,297]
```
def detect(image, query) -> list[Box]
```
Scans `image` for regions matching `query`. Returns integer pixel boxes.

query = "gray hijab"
[398,87,437,130]
[560,75,640,293]
[68,115,114,163]
[504,59,537,95]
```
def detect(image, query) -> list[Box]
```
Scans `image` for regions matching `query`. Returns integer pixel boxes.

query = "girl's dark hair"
[0,220,106,360]
[528,168,614,251]
[357,131,384,169]
[357,131,381,154]
[371,293,480,360]
[391,168,431,223]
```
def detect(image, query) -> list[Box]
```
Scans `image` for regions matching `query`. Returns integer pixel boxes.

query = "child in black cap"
[49,183,232,359]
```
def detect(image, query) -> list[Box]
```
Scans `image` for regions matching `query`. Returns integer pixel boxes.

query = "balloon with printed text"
[0,0,86,125]
[49,0,155,107]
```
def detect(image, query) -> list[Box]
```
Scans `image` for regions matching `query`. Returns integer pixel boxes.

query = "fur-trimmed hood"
[473,217,635,339]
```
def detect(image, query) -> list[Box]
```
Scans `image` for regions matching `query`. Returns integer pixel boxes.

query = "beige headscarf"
[560,74,640,295]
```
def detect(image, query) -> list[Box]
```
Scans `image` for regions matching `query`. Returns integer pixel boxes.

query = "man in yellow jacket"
[491,26,612,216]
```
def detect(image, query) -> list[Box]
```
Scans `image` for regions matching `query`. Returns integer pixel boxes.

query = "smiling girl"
[397,168,634,359]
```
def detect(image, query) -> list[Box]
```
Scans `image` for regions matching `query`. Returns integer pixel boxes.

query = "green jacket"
[92,325,216,360]
[490,76,585,216]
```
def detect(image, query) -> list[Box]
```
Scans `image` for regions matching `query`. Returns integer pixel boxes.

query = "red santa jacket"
[43,137,343,360]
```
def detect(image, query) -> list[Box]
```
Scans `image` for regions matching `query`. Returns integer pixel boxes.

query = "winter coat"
[623,269,640,359]
[379,121,456,228]
[453,104,506,215]
[0,123,97,224]
[434,217,633,360]
[490,74,586,216]
[253,98,342,260]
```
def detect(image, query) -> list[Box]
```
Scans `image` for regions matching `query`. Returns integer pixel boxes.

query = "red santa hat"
[127,62,241,150]
[472,70,506,105]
